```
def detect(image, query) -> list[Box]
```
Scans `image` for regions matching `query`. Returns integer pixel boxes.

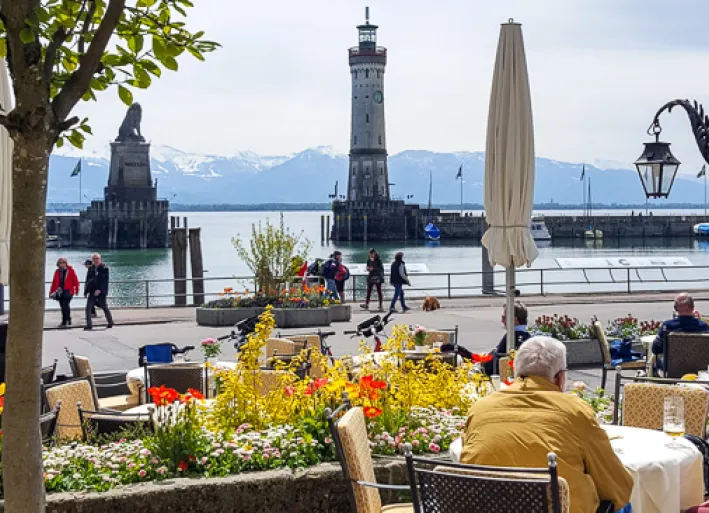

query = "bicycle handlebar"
[343,330,357,335]
[216,333,234,341]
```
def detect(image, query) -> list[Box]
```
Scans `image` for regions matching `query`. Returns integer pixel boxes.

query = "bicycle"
[275,328,337,365]
[216,315,260,352]
[343,311,394,352]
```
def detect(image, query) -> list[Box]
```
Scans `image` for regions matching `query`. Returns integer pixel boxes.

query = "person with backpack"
[306,258,324,286]
[334,260,350,303]
[390,251,411,313]
[321,251,342,301]
[361,248,385,311]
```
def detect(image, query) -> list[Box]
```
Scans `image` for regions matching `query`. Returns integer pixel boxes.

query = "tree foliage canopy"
[0,0,218,147]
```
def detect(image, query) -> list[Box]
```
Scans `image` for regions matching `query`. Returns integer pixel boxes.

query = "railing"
[3,265,709,311]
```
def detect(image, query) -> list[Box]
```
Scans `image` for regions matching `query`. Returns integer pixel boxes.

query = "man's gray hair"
[91,253,101,260]
[514,336,567,381]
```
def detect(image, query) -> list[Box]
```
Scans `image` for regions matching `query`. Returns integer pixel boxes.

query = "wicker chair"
[281,334,329,378]
[498,356,514,383]
[663,332,709,378]
[41,359,58,385]
[404,353,457,371]
[404,446,569,513]
[595,321,647,390]
[69,352,139,411]
[40,401,62,444]
[44,378,97,441]
[613,369,709,437]
[144,363,206,402]
[78,404,152,441]
[326,403,413,513]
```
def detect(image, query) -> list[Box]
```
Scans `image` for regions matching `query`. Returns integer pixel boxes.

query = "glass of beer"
[663,396,685,448]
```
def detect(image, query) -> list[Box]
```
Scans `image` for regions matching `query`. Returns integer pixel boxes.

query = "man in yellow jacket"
[460,336,633,513]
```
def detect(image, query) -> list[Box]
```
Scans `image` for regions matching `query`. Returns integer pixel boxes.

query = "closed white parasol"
[481,21,538,353]
[0,58,12,288]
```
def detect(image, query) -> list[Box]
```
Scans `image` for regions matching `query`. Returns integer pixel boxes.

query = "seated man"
[441,301,531,375]
[460,336,633,513]
[652,292,709,373]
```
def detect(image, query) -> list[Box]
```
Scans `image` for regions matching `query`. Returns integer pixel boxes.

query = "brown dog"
[422,296,441,312]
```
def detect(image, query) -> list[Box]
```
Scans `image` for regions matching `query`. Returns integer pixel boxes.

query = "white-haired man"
[460,336,632,513]
[84,253,113,330]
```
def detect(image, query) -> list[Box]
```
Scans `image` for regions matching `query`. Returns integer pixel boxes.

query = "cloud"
[68,0,709,176]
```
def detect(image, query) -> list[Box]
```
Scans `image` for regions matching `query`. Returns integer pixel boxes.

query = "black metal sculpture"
[117,103,145,142]
[648,99,709,166]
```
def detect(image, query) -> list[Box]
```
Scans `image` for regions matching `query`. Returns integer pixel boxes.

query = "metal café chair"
[40,401,62,445]
[143,362,206,403]
[41,359,58,386]
[77,403,153,442]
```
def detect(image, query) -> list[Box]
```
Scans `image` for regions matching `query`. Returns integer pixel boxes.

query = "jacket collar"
[507,375,561,393]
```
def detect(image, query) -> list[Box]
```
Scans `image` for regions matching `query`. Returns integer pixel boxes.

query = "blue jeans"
[390,284,407,311]
[325,279,340,301]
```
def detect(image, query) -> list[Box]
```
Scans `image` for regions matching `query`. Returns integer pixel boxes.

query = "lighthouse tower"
[347,7,389,202]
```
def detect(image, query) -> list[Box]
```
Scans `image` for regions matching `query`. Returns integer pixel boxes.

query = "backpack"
[307,259,324,276]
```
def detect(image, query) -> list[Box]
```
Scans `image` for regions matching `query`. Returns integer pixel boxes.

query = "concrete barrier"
[9,460,409,513]
[273,308,332,328]
[196,307,265,327]
[329,304,352,323]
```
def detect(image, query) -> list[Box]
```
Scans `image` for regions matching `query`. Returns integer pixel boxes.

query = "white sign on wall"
[347,263,430,275]
[555,257,693,269]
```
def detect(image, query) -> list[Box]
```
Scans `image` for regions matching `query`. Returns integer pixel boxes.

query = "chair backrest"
[498,356,513,382]
[72,354,100,408]
[65,347,78,376]
[44,378,96,441]
[78,408,152,441]
[328,406,381,513]
[139,343,176,367]
[423,330,451,346]
[283,334,326,378]
[404,353,457,371]
[665,332,709,378]
[406,451,568,513]
[594,321,612,366]
[41,359,58,386]
[147,364,204,395]
[40,401,62,444]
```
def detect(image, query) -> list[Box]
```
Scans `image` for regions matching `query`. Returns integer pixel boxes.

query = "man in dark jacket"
[84,253,114,330]
[442,301,531,374]
[321,251,342,301]
[652,292,709,373]
[389,252,411,313]
[83,259,97,318]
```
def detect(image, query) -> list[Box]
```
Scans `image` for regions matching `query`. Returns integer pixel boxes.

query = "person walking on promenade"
[83,259,97,318]
[361,248,385,311]
[84,253,114,330]
[389,251,411,313]
[334,260,350,304]
[321,251,342,302]
[49,257,80,327]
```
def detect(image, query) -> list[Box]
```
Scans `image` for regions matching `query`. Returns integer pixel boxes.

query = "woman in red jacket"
[49,257,80,327]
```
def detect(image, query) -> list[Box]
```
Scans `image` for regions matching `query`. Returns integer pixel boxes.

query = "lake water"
[13,209,709,309]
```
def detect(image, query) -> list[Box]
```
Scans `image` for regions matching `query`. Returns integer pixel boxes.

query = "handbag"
[51,288,64,301]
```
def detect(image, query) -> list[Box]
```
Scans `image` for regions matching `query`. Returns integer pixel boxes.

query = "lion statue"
[117,103,145,141]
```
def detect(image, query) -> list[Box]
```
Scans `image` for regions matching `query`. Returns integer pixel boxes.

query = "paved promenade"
[14,290,702,390]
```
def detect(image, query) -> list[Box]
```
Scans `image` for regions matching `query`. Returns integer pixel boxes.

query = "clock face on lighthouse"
[373,90,383,104]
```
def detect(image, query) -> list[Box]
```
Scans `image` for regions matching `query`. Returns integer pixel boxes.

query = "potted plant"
[200,337,222,365]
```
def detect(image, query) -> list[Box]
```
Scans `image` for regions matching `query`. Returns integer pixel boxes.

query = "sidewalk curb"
[43,317,189,331]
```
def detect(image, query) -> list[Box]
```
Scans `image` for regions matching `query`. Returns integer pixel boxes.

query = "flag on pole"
[698,164,706,178]
[455,165,462,180]
[70,159,82,177]
[580,164,585,181]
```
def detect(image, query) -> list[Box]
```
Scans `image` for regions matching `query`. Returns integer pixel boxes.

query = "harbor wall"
[331,202,709,240]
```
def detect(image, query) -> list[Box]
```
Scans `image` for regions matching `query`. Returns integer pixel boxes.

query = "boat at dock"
[46,235,60,248]
[424,171,440,241]
[694,223,709,236]
[531,217,551,241]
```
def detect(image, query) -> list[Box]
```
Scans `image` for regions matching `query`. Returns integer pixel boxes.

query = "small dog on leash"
[422,296,441,312]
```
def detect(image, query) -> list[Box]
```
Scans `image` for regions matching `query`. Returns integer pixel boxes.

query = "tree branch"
[43,27,68,84]
[78,0,97,55]
[52,0,126,121]
[58,116,79,132]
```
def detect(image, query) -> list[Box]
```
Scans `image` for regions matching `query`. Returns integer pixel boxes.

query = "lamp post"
[635,99,709,198]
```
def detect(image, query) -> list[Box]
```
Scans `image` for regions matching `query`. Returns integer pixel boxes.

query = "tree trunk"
[3,130,52,513]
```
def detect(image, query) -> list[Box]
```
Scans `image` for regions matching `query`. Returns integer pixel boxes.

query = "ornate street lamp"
[636,99,709,198]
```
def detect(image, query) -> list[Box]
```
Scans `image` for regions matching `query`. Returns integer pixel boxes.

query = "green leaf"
[118,85,133,106]
[163,56,178,71]
[80,124,93,135]
[56,137,64,148]
[187,47,204,61]
[136,0,158,6]
[134,66,152,88]
[0,39,6,59]
[128,35,144,54]
[67,130,84,149]
[19,28,35,44]
[141,60,162,77]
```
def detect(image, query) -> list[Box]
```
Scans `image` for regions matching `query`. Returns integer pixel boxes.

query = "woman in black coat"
[360,249,384,311]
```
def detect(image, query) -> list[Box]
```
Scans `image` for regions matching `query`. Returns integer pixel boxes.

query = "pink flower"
[138,470,147,478]
[201,338,216,346]
[412,440,420,447]
[429,442,440,453]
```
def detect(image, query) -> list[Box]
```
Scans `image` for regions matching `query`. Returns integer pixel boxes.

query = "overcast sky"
[70,0,709,173]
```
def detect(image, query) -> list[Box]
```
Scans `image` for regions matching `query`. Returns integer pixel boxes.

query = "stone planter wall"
[273,308,332,328]
[329,304,352,323]
[196,307,266,327]
[10,460,409,513]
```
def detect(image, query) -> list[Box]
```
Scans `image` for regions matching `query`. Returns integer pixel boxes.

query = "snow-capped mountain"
[47,145,706,205]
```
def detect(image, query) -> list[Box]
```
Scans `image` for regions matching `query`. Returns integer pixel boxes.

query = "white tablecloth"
[126,360,237,396]
[449,424,703,513]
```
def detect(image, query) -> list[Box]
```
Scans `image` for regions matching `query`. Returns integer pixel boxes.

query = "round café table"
[449,424,703,513]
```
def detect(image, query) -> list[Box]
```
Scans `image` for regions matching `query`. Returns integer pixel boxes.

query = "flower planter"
[329,304,352,323]
[273,307,332,328]
[196,307,266,327]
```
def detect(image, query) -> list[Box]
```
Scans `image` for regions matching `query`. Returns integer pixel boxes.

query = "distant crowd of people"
[301,248,411,313]
[49,252,113,330]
